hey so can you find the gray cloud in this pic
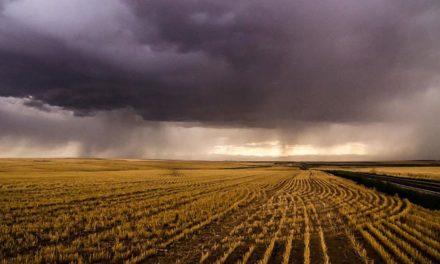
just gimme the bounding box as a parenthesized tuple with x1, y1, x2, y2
(0, 97, 269, 159)
(0, 96, 426, 160)
(0, 0, 438, 124)
(0, 0, 439, 159)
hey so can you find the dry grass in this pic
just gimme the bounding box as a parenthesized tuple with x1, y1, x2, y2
(1, 159, 439, 263)
(335, 166, 440, 180)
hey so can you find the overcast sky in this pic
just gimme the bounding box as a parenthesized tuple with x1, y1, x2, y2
(0, 0, 439, 160)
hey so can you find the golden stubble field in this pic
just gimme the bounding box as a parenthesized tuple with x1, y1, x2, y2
(333, 166, 440, 180)
(1, 159, 439, 263)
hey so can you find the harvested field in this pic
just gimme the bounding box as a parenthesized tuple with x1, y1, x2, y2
(326, 166, 440, 181)
(328, 171, 440, 194)
(1, 159, 440, 263)
(325, 170, 440, 209)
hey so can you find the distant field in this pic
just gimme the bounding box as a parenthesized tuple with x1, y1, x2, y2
(1, 159, 440, 263)
(329, 166, 440, 180)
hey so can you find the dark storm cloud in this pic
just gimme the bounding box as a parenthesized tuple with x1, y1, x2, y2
(1, 0, 439, 161)
(0, 0, 439, 126)
(129, 0, 440, 123)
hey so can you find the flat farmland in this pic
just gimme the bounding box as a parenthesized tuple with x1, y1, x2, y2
(335, 166, 440, 181)
(1, 160, 440, 263)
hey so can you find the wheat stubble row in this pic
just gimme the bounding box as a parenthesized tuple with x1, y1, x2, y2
(0, 160, 439, 263)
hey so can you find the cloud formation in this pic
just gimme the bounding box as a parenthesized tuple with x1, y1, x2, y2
(0, 96, 423, 160)
(0, 0, 439, 159)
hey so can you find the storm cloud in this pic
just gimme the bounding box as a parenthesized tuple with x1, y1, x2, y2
(0, 0, 439, 159)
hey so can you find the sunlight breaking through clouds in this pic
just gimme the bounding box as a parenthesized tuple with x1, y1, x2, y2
(209, 141, 368, 157)
(0, 96, 427, 160)
(0, 0, 439, 160)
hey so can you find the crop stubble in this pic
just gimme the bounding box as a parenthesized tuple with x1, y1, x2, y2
(0, 159, 439, 263)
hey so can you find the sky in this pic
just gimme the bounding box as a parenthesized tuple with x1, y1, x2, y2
(0, 0, 439, 160)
